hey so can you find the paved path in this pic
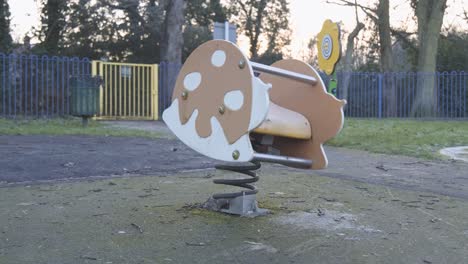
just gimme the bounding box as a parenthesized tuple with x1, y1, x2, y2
(0, 135, 214, 184)
(1, 132, 468, 200)
(102, 121, 468, 200)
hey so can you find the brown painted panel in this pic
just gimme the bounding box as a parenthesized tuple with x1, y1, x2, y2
(172, 40, 254, 144)
(258, 59, 346, 169)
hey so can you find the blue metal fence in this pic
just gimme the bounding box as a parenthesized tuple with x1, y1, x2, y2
(1, 54, 466, 120)
(0, 53, 91, 117)
(336, 71, 468, 118)
(158, 61, 181, 117)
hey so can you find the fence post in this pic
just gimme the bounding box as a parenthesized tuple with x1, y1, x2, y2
(91, 60, 102, 116)
(152, 64, 159, 120)
(378, 73, 383, 119)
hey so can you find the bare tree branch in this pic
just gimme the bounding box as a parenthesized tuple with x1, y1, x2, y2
(460, 8, 468, 22)
(327, 0, 378, 22)
(326, 0, 377, 12)
(390, 28, 416, 50)
(353, 0, 359, 24)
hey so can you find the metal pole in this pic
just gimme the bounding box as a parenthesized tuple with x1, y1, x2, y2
(378, 74, 383, 119)
(224, 21, 229, 41)
(252, 153, 312, 169)
(250, 62, 317, 85)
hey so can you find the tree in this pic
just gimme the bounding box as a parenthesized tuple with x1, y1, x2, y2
(161, 0, 186, 64)
(103, 0, 165, 62)
(37, 0, 68, 55)
(229, 0, 291, 61)
(327, 0, 393, 72)
(61, 0, 165, 62)
(327, 0, 395, 115)
(143, 0, 165, 62)
(183, 25, 211, 61)
(341, 1, 365, 102)
(185, 0, 226, 27)
(183, 0, 227, 61)
(0, 0, 12, 53)
(461, 7, 468, 23)
(437, 29, 468, 72)
(60, 0, 110, 59)
(410, 0, 448, 117)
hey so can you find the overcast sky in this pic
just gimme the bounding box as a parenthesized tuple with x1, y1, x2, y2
(8, 0, 467, 58)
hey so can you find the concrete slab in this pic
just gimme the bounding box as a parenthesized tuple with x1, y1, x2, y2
(440, 146, 468, 162)
(1, 165, 467, 264)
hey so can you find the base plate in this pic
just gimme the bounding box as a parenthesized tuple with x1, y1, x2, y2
(202, 194, 269, 217)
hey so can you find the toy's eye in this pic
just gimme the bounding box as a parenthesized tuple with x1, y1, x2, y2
(224, 90, 244, 111)
(183, 72, 201, 91)
(211, 50, 226, 67)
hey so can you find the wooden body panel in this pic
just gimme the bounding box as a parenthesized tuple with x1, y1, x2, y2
(258, 59, 346, 169)
(172, 40, 254, 144)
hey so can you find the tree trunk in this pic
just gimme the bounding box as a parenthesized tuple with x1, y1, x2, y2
(249, 0, 267, 59)
(377, 0, 395, 117)
(411, 0, 447, 117)
(0, 0, 12, 52)
(341, 22, 364, 102)
(44, 0, 64, 54)
(162, 0, 185, 64)
(161, 0, 185, 99)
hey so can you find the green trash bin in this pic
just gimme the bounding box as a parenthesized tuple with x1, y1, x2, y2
(70, 75, 101, 127)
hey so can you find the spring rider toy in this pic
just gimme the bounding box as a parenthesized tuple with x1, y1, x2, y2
(163, 20, 345, 216)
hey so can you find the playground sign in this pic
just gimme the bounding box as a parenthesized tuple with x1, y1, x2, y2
(317, 19, 341, 75)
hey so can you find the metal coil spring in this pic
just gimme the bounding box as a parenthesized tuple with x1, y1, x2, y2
(212, 161, 261, 199)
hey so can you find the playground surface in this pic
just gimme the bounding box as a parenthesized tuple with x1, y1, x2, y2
(1, 122, 468, 263)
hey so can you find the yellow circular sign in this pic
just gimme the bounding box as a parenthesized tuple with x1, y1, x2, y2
(317, 20, 341, 75)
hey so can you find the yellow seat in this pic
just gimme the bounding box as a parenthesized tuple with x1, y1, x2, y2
(253, 102, 311, 140)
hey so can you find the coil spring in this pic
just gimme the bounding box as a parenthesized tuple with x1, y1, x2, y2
(212, 161, 261, 199)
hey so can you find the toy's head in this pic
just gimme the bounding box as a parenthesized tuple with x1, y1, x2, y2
(163, 40, 271, 162)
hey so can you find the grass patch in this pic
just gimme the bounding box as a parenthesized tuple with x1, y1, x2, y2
(0, 117, 162, 139)
(327, 118, 468, 159)
(2, 117, 467, 159)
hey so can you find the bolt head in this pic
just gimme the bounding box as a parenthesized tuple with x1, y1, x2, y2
(232, 150, 240, 160)
(218, 105, 225, 115)
(238, 59, 246, 69)
(181, 90, 188, 100)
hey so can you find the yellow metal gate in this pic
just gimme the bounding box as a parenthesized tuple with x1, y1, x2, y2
(92, 61, 158, 120)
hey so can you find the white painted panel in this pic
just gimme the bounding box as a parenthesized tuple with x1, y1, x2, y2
(162, 99, 254, 162)
(211, 50, 226, 67)
(224, 90, 244, 111)
(248, 77, 272, 131)
(183, 72, 202, 91)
